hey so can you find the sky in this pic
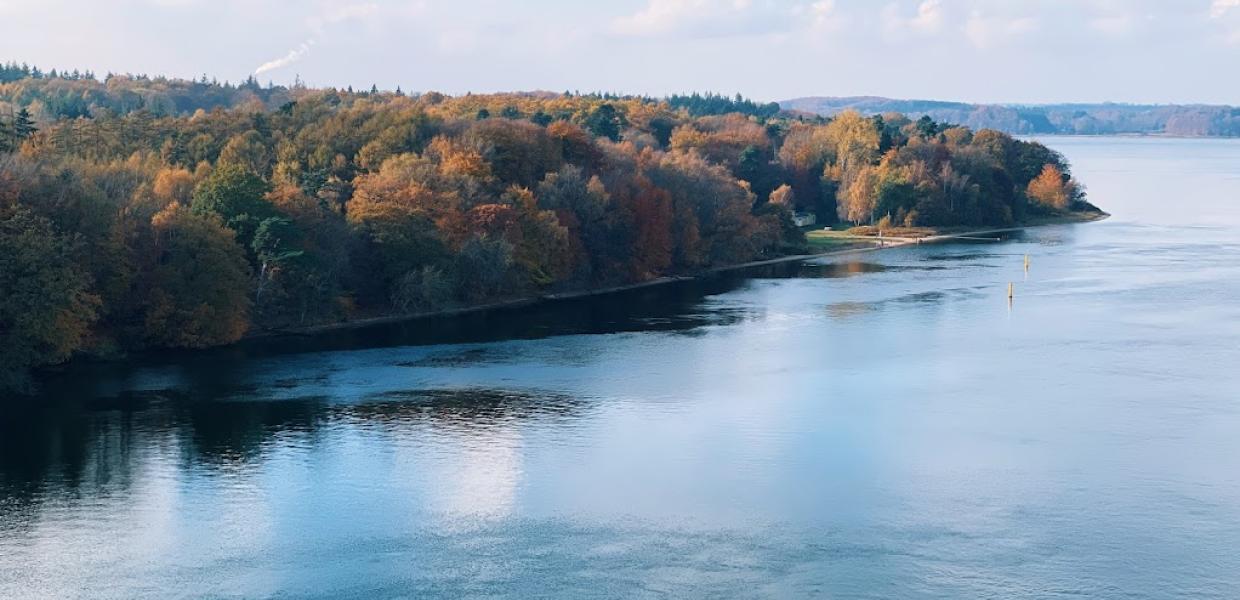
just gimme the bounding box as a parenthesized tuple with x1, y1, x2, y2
(2, 0, 1240, 104)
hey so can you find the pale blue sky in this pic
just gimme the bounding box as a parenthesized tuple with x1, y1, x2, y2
(2, 0, 1239, 104)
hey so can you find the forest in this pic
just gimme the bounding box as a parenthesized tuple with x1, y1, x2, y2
(1, 65, 1091, 393)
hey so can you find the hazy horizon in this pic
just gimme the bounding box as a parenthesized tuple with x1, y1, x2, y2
(3, 0, 1240, 105)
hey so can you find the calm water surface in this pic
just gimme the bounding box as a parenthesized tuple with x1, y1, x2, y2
(3, 137, 1240, 598)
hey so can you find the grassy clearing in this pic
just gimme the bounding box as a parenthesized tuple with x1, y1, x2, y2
(804, 210, 1109, 244)
(804, 229, 877, 249)
(799, 210, 1110, 254)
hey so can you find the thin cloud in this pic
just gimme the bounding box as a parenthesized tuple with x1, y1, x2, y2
(1089, 13, 1134, 36)
(1210, 0, 1240, 19)
(612, 0, 719, 36)
(964, 9, 1037, 49)
(1208, 0, 1240, 44)
(610, 0, 791, 38)
(911, 0, 944, 32)
(882, 0, 945, 39)
(309, 2, 379, 33)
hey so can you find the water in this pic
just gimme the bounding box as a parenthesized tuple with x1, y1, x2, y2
(4, 136, 1240, 598)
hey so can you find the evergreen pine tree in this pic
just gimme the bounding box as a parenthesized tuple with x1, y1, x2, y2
(12, 108, 35, 141)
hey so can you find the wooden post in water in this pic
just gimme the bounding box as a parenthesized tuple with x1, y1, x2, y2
(1008, 282, 1015, 300)
(1024, 254, 1030, 272)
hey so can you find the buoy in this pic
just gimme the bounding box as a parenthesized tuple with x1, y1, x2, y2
(1024, 254, 1030, 271)
(1008, 282, 1014, 299)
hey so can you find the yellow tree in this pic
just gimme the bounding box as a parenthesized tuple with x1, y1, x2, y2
(152, 166, 196, 205)
(350, 153, 459, 222)
(826, 110, 881, 178)
(217, 130, 272, 176)
(838, 165, 879, 224)
(504, 186, 573, 286)
(1027, 164, 1070, 210)
(669, 114, 769, 169)
(778, 122, 836, 173)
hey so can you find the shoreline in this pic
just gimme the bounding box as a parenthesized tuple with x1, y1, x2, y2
(30, 211, 1108, 384)
(258, 211, 1109, 339)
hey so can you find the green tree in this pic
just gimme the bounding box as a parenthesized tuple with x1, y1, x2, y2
(251, 216, 305, 309)
(648, 116, 676, 147)
(873, 169, 916, 220)
(736, 145, 773, 202)
(873, 114, 894, 153)
(530, 111, 553, 127)
(915, 115, 940, 139)
(191, 164, 275, 251)
(584, 103, 623, 142)
(12, 108, 36, 141)
(0, 207, 99, 393)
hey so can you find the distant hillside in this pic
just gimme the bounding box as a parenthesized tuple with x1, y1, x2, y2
(781, 96, 1240, 137)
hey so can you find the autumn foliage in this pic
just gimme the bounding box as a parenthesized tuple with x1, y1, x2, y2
(1027, 164, 1075, 210)
(0, 70, 1092, 393)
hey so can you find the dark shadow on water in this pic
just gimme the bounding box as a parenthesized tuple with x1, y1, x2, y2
(920, 252, 1014, 263)
(2, 243, 1013, 518)
(352, 388, 587, 431)
(33, 231, 1055, 402)
(31, 261, 828, 404)
(399, 347, 506, 368)
(0, 385, 590, 522)
(7, 262, 800, 510)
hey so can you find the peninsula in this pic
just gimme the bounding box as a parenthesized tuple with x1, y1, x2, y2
(1, 71, 1100, 393)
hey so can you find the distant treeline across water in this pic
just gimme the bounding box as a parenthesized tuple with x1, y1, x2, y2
(782, 96, 1240, 137)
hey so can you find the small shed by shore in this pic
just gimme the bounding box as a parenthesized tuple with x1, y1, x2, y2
(793, 212, 817, 228)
